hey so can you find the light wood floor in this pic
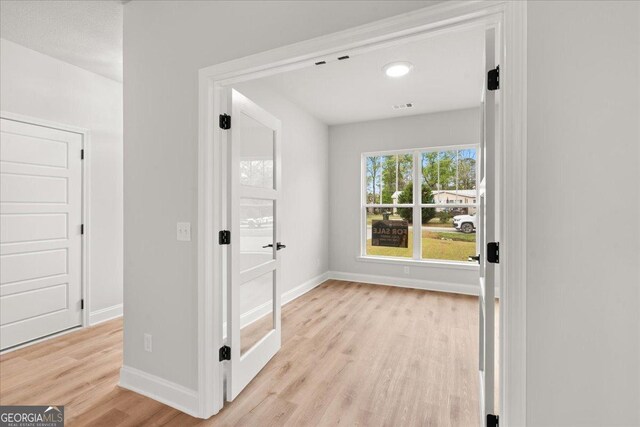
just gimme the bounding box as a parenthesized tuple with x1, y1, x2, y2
(0, 280, 490, 426)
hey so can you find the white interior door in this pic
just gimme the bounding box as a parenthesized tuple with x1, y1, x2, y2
(226, 89, 282, 400)
(478, 27, 498, 425)
(0, 117, 83, 350)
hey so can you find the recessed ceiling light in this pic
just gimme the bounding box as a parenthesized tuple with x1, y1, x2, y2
(383, 61, 413, 78)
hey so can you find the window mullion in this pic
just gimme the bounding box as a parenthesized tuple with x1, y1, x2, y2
(412, 151, 421, 260)
(361, 154, 366, 256)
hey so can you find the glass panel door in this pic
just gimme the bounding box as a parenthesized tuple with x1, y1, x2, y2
(226, 89, 282, 401)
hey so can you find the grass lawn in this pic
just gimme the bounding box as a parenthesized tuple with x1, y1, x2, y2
(366, 230, 476, 262)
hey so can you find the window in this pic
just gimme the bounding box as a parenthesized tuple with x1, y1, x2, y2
(362, 146, 478, 264)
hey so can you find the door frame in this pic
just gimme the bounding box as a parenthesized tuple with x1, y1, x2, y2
(0, 110, 91, 346)
(197, 1, 527, 422)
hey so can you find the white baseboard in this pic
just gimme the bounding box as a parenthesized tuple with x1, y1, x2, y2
(119, 366, 199, 417)
(328, 271, 480, 296)
(89, 304, 123, 326)
(240, 272, 330, 328)
(283, 271, 330, 305)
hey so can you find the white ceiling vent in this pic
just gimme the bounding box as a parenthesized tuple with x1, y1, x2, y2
(392, 103, 414, 110)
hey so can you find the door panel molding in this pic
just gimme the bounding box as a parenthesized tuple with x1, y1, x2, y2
(0, 111, 90, 351)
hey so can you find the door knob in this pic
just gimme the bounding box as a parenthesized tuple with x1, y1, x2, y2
(262, 244, 273, 248)
(276, 242, 286, 250)
(469, 254, 480, 263)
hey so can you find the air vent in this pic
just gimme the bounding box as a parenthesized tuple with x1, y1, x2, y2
(392, 103, 414, 110)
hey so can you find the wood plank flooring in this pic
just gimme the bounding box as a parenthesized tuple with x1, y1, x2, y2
(0, 280, 489, 426)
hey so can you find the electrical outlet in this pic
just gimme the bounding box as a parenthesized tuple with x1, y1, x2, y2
(404, 266, 410, 275)
(144, 333, 152, 352)
(177, 222, 191, 241)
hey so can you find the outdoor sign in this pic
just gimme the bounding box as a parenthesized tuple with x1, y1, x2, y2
(372, 220, 409, 248)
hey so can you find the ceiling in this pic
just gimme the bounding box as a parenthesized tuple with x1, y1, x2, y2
(252, 26, 484, 125)
(0, 0, 123, 82)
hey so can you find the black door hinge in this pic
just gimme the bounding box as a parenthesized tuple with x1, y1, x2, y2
(81, 224, 85, 235)
(81, 149, 85, 159)
(219, 114, 231, 130)
(487, 413, 499, 427)
(487, 242, 499, 264)
(81, 299, 85, 310)
(219, 230, 231, 245)
(219, 345, 231, 361)
(488, 66, 499, 91)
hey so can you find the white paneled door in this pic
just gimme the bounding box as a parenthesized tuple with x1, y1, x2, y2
(225, 89, 282, 400)
(0, 117, 83, 350)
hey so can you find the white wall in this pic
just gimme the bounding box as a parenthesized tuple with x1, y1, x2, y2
(232, 80, 329, 303)
(527, 2, 640, 425)
(328, 108, 480, 292)
(123, 0, 434, 391)
(0, 39, 124, 323)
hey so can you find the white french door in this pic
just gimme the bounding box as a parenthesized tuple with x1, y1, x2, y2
(225, 89, 283, 400)
(478, 26, 498, 426)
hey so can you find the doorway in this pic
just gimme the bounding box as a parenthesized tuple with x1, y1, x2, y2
(198, 2, 526, 424)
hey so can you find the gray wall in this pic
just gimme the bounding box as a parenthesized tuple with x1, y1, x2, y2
(0, 39, 124, 319)
(328, 109, 481, 290)
(123, 0, 433, 390)
(527, 1, 640, 425)
(123, 1, 640, 422)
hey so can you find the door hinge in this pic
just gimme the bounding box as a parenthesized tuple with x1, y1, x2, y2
(487, 242, 499, 264)
(81, 224, 85, 235)
(219, 113, 231, 130)
(487, 413, 499, 427)
(488, 66, 499, 91)
(81, 149, 85, 159)
(81, 299, 85, 310)
(219, 345, 231, 361)
(219, 230, 231, 245)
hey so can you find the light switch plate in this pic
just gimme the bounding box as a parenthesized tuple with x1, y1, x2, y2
(177, 222, 191, 241)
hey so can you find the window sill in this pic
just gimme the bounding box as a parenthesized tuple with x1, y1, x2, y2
(356, 256, 479, 270)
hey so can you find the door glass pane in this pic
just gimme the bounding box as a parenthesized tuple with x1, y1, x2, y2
(422, 207, 477, 262)
(239, 112, 274, 189)
(240, 271, 274, 356)
(239, 199, 274, 272)
(366, 207, 413, 258)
